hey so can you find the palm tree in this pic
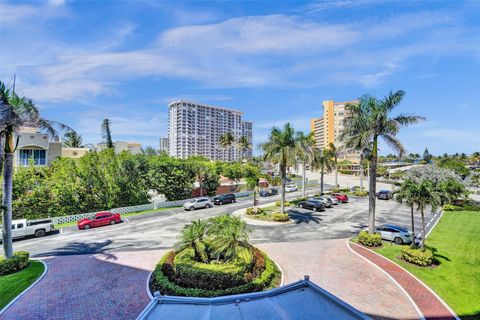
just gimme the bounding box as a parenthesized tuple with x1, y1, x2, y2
(246, 176, 260, 208)
(261, 123, 297, 214)
(311, 147, 335, 194)
(415, 180, 441, 250)
(63, 131, 83, 148)
(101, 119, 113, 149)
(210, 216, 249, 262)
(396, 179, 419, 247)
(0, 81, 74, 258)
(141, 146, 158, 156)
(295, 132, 314, 197)
(341, 90, 425, 234)
(329, 143, 340, 188)
(176, 219, 209, 263)
(219, 132, 235, 161)
(237, 136, 251, 162)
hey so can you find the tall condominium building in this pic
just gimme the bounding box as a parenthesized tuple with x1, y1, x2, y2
(159, 137, 169, 153)
(168, 100, 253, 161)
(310, 100, 360, 163)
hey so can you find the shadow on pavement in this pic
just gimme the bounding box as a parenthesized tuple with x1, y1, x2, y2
(288, 209, 324, 224)
(33, 239, 114, 257)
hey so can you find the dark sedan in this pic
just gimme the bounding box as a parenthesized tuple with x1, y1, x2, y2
(376, 190, 391, 200)
(297, 200, 325, 211)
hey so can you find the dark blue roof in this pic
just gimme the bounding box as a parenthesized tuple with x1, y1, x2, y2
(139, 276, 371, 320)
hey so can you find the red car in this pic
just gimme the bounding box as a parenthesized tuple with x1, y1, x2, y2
(77, 212, 121, 230)
(332, 193, 349, 203)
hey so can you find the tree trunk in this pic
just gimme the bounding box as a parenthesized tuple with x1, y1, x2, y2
(253, 188, 257, 208)
(302, 162, 306, 197)
(420, 207, 426, 250)
(359, 159, 364, 192)
(320, 163, 324, 194)
(368, 137, 378, 235)
(280, 158, 286, 214)
(2, 153, 14, 258)
(410, 205, 415, 238)
(334, 165, 338, 188)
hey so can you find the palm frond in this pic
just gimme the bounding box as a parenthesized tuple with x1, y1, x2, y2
(382, 134, 405, 157)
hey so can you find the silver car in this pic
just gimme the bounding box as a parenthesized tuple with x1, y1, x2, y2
(183, 197, 213, 211)
(326, 195, 339, 205)
(375, 224, 413, 244)
(312, 196, 333, 208)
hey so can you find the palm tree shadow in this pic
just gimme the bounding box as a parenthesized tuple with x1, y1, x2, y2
(288, 209, 324, 224)
(33, 240, 116, 259)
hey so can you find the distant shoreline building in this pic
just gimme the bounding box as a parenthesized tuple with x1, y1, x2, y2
(310, 100, 360, 163)
(159, 137, 169, 153)
(96, 141, 142, 154)
(168, 100, 253, 161)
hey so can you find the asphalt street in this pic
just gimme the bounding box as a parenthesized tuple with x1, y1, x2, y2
(2, 184, 439, 257)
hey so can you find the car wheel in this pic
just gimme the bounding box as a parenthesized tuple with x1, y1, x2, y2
(299, 204, 303, 208)
(394, 237, 403, 245)
(110, 220, 116, 225)
(206, 204, 211, 208)
(315, 207, 320, 212)
(189, 206, 195, 211)
(35, 229, 46, 237)
(219, 201, 223, 205)
(83, 224, 91, 230)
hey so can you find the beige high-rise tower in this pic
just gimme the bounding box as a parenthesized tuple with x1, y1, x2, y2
(310, 100, 360, 163)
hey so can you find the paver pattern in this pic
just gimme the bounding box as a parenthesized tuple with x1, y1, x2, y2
(2, 250, 165, 320)
(257, 239, 420, 320)
(350, 242, 458, 320)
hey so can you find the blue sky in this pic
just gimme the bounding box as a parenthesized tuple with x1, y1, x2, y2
(1, 0, 479, 155)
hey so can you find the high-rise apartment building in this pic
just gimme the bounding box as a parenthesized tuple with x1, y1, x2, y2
(168, 100, 253, 161)
(159, 137, 169, 153)
(310, 100, 360, 163)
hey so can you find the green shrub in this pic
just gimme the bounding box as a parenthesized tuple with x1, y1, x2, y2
(290, 197, 307, 205)
(246, 207, 264, 215)
(443, 203, 480, 212)
(354, 190, 369, 197)
(401, 247, 434, 267)
(0, 251, 30, 275)
(274, 200, 291, 207)
(358, 231, 382, 247)
(153, 248, 280, 297)
(331, 187, 350, 193)
(271, 213, 289, 222)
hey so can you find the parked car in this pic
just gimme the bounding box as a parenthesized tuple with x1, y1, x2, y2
(325, 195, 339, 205)
(376, 190, 391, 200)
(312, 196, 333, 208)
(213, 193, 236, 205)
(259, 188, 278, 197)
(183, 197, 214, 211)
(332, 193, 349, 203)
(375, 224, 413, 244)
(298, 199, 325, 211)
(285, 184, 298, 192)
(77, 212, 121, 230)
(0, 219, 54, 242)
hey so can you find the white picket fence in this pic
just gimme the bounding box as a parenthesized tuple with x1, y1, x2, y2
(50, 191, 253, 225)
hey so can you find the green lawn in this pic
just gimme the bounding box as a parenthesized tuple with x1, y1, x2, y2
(374, 211, 480, 319)
(0, 260, 45, 309)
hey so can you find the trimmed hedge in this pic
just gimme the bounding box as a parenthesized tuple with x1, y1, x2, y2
(401, 247, 434, 267)
(443, 204, 480, 212)
(275, 200, 291, 207)
(271, 213, 289, 222)
(246, 207, 264, 215)
(152, 247, 280, 297)
(354, 190, 368, 197)
(0, 251, 30, 275)
(358, 230, 382, 247)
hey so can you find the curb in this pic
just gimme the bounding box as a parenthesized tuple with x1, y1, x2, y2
(0, 259, 48, 315)
(346, 239, 425, 320)
(347, 239, 460, 320)
(146, 269, 154, 300)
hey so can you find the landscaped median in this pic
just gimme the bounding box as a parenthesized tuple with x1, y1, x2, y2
(150, 215, 281, 297)
(0, 252, 45, 310)
(351, 211, 479, 319)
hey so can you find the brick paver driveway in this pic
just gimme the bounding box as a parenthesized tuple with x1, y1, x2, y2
(2, 250, 165, 320)
(258, 239, 420, 320)
(4, 239, 422, 320)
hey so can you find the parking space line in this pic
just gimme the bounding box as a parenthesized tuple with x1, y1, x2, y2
(123, 217, 130, 223)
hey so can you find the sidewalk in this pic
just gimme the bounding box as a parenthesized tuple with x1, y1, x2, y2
(349, 242, 458, 320)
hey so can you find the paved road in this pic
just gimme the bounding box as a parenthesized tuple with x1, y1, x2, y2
(2, 183, 438, 258)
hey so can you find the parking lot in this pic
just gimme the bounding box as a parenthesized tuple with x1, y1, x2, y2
(2, 187, 439, 258)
